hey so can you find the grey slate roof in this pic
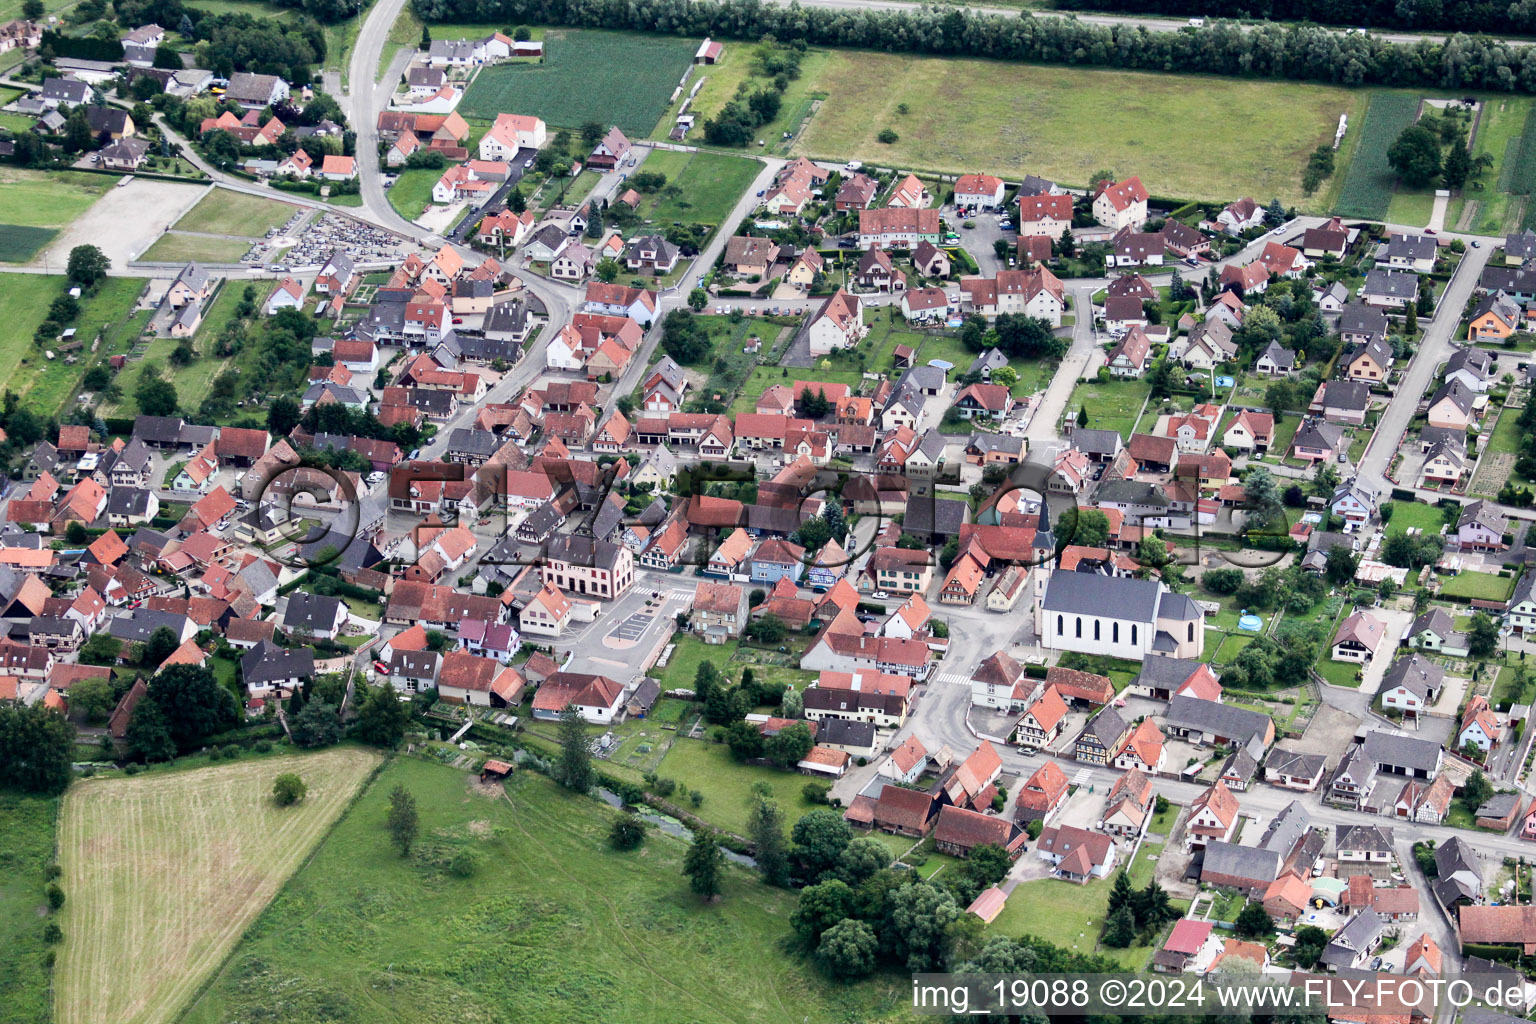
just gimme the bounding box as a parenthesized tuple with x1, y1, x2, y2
(1322, 380, 1371, 413)
(1361, 729, 1442, 773)
(1133, 655, 1203, 692)
(1430, 378, 1475, 415)
(1072, 428, 1122, 457)
(1201, 839, 1280, 885)
(1163, 694, 1273, 747)
(1267, 748, 1327, 780)
(1293, 420, 1345, 452)
(1335, 823, 1394, 855)
(283, 592, 343, 632)
(1321, 910, 1385, 968)
(107, 609, 190, 642)
(1379, 652, 1444, 701)
(241, 640, 314, 686)
(1041, 572, 1162, 621)
(1258, 800, 1312, 855)
(1338, 302, 1389, 338)
(1078, 705, 1127, 748)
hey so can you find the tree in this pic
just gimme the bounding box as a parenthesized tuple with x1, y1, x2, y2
(1202, 567, 1244, 594)
(386, 784, 419, 856)
(1234, 900, 1273, 938)
(291, 700, 340, 748)
(688, 287, 707, 310)
(143, 626, 180, 668)
(748, 794, 790, 886)
(746, 613, 789, 645)
(272, 773, 306, 806)
(1103, 904, 1137, 947)
(1469, 612, 1502, 658)
(1265, 379, 1294, 418)
(1325, 545, 1359, 586)
(791, 808, 852, 881)
(990, 365, 1018, 387)
(64, 106, 93, 154)
(1293, 924, 1329, 968)
(1443, 137, 1472, 190)
(1057, 507, 1109, 548)
(886, 880, 962, 971)
(150, 664, 237, 750)
(507, 188, 525, 214)
(351, 682, 409, 747)
(1387, 124, 1443, 188)
(836, 837, 892, 886)
(554, 705, 594, 793)
(1107, 870, 1136, 916)
(419, 23, 431, 48)
(267, 395, 301, 436)
(136, 375, 178, 417)
(693, 660, 723, 704)
(1135, 879, 1175, 929)
(609, 814, 645, 850)
(69, 676, 115, 723)
(1405, 304, 1419, 335)
(580, 121, 605, 146)
(816, 918, 878, 978)
(22, 0, 43, 18)
(683, 829, 723, 900)
(792, 878, 854, 942)
(766, 720, 813, 768)
(1242, 467, 1284, 531)
(0, 703, 75, 794)
(1076, 406, 1088, 428)
(66, 245, 109, 289)
(1462, 769, 1493, 810)
(1264, 197, 1286, 226)
(125, 696, 176, 763)
(595, 259, 619, 283)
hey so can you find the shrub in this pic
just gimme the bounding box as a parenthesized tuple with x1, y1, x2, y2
(272, 773, 307, 806)
(447, 848, 480, 877)
(254, 740, 273, 753)
(803, 781, 830, 804)
(124, 763, 142, 775)
(609, 814, 646, 850)
(43, 923, 62, 944)
(877, 128, 899, 143)
(45, 884, 64, 910)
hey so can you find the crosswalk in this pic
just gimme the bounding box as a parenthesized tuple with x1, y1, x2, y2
(1070, 768, 1094, 788)
(934, 672, 971, 687)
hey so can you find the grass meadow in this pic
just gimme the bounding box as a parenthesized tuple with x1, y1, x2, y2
(0, 168, 113, 263)
(0, 273, 146, 418)
(0, 793, 58, 1024)
(171, 190, 299, 237)
(182, 758, 901, 1024)
(460, 28, 697, 137)
(796, 52, 1362, 206)
(139, 234, 253, 263)
(56, 749, 380, 1024)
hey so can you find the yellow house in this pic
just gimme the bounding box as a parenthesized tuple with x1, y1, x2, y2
(784, 250, 824, 288)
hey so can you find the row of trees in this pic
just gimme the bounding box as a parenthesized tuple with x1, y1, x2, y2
(408, 0, 1536, 92)
(1054, 0, 1536, 41)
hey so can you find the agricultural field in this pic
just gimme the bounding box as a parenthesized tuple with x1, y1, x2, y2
(460, 29, 698, 137)
(1450, 96, 1535, 235)
(56, 748, 380, 1024)
(1333, 92, 1422, 221)
(0, 168, 113, 263)
(172, 189, 299, 237)
(0, 793, 58, 1024)
(182, 758, 895, 1024)
(632, 150, 764, 241)
(138, 233, 253, 264)
(796, 51, 1362, 206)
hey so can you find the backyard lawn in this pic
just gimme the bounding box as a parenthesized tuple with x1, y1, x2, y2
(655, 738, 827, 836)
(1384, 499, 1450, 537)
(654, 634, 738, 691)
(1440, 571, 1516, 601)
(171, 189, 299, 237)
(633, 150, 764, 242)
(986, 876, 1153, 970)
(1068, 378, 1152, 439)
(1314, 656, 1365, 688)
(386, 168, 441, 221)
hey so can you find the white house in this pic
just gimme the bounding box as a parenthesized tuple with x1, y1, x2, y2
(1092, 176, 1149, 232)
(807, 290, 865, 356)
(479, 112, 547, 161)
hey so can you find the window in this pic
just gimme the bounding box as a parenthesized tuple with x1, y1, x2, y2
(1094, 621, 1100, 641)
(1075, 617, 1082, 639)
(1057, 614, 1064, 636)
(1113, 622, 1119, 643)
(1131, 624, 1138, 646)
(1188, 622, 1195, 642)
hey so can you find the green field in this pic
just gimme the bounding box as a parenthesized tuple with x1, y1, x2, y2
(656, 737, 828, 837)
(1315, 656, 1364, 688)
(0, 273, 146, 416)
(986, 876, 1152, 970)
(57, 749, 381, 1024)
(0, 793, 57, 1024)
(1440, 571, 1516, 601)
(1068, 378, 1152, 439)
(171, 189, 299, 237)
(634, 150, 763, 240)
(139, 233, 253, 264)
(0, 168, 112, 262)
(650, 44, 833, 150)
(183, 758, 893, 1024)
(387, 167, 440, 221)
(1334, 92, 1422, 220)
(460, 28, 697, 137)
(1452, 96, 1535, 235)
(796, 51, 1362, 206)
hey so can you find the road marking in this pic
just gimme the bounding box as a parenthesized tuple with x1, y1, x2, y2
(1071, 768, 1093, 788)
(934, 673, 970, 686)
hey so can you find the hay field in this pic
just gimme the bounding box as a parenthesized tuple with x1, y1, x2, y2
(55, 749, 380, 1024)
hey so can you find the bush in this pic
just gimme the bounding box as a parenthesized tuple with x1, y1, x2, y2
(272, 773, 307, 806)
(254, 740, 273, 753)
(124, 763, 142, 775)
(877, 128, 899, 143)
(803, 781, 830, 804)
(447, 848, 480, 877)
(42, 923, 62, 944)
(609, 814, 646, 850)
(45, 884, 64, 910)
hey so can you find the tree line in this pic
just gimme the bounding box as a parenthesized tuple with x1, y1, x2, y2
(1053, 0, 1536, 41)
(408, 0, 1536, 92)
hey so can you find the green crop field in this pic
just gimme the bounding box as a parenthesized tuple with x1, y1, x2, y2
(171, 189, 299, 237)
(0, 168, 113, 262)
(0, 793, 58, 1024)
(796, 50, 1361, 206)
(460, 28, 697, 137)
(1334, 92, 1421, 220)
(56, 749, 380, 1024)
(182, 758, 894, 1024)
(139, 233, 253, 263)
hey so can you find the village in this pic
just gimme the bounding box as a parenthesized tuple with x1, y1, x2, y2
(13, 5, 1536, 1023)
